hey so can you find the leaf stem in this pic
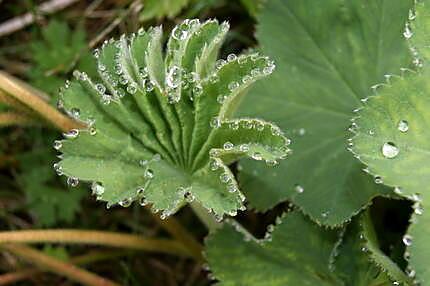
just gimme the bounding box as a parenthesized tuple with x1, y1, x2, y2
(0, 250, 128, 285)
(2, 244, 120, 286)
(189, 201, 221, 232)
(0, 71, 83, 132)
(149, 212, 204, 261)
(0, 229, 191, 258)
(0, 112, 37, 127)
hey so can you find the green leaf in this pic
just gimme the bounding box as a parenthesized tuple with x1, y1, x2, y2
(237, 0, 413, 226)
(55, 20, 290, 220)
(357, 211, 412, 284)
(205, 211, 342, 286)
(206, 210, 403, 286)
(140, 0, 189, 21)
(334, 217, 398, 286)
(18, 148, 85, 227)
(351, 2, 430, 283)
(28, 20, 95, 98)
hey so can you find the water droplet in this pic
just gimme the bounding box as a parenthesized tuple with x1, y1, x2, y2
(215, 59, 226, 69)
(374, 176, 383, 184)
(53, 163, 63, 175)
(295, 184, 304, 193)
(266, 159, 278, 166)
(210, 117, 221, 128)
(239, 144, 249, 152)
(228, 81, 239, 91)
(251, 68, 261, 77)
(63, 129, 79, 139)
(89, 127, 97, 136)
(394, 187, 403, 195)
(271, 126, 281, 136)
(255, 121, 265, 131)
(223, 142, 234, 150)
(263, 64, 275, 75)
(139, 197, 148, 206)
(217, 94, 227, 104)
(414, 202, 424, 215)
(404, 23, 413, 39)
(251, 152, 262, 160)
(209, 149, 220, 157)
(53, 140, 62, 150)
(67, 177, 79, 187)
(172, 26, 188, 40)
(138, 27, 145, 36)
(406, 267, 416, 278)
(166, 66, 181, 89)
(242, 75, 251, 84)
(145, 80, 154, 92)
(210, 159, 220, 170)
(298, 128, 306, 136)
(209, 74, 219, 83)
(220, 173, 231, 183)
(119, 75, 128, 85)
(321, 211, 329, 218)
(398, 120, 409, 132)
(192, 85, 203, 97)
(119, 198, 132, 207)
(139, 67, 148, 78)
(382, 142, 399, 159)
(91, 182, 105, 195)
(368, 130, 374, 135)
(409, 9, 416, 20)
(95, 83, 106, 94)
(227, 53, 237, 62)
(229, 121, 239, 130)
(227, 184, 237, 193)
(237, 56, 247, 65)
(403, 234, 413, 246)
(127, 84, 137, 94)
(70, 108, 80, 119)
(144, 169, 154, 179)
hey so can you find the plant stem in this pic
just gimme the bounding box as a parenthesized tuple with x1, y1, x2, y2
(0, 112, 36, 127)
(190, 201, 221, 232)
(0, 229, 191, 258)
(150, 213, 204, 261)
(2, 244, 120, 286)
(0, 71, 83, 132)
(0, 250, 128, 285)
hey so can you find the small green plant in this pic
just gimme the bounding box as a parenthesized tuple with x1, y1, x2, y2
(55, 19, 289, 222)
(4, 0, 430, 285)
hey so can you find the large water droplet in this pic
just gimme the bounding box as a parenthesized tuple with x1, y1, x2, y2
(210, 117, 221, 128)
(398, 120, 409, 132)
(227, 53, 237, 62)
(382, 142, 399, 159)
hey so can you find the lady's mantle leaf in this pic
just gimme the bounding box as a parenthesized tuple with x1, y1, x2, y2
(206, 211, 396, 285)
(237, 0, 413, 226)
(351, 2, 430, 283)
(55, 19, 290, 220)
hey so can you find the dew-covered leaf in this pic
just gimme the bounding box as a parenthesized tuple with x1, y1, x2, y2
(237, 0, 413, 226)
(55, 19, 290, 220)
(351, 2, 430, 283)
(334, 217, 401, 286)
(206, 210, 403, 286)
